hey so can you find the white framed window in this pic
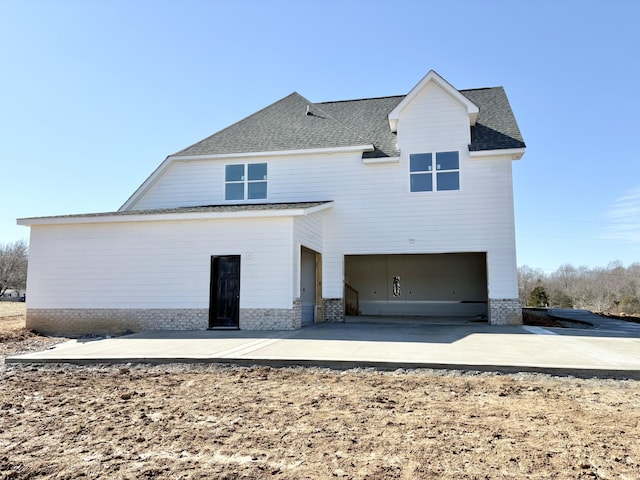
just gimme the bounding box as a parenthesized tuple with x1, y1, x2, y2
(410, 151, 459, 192)
(225, 163, 267, 200)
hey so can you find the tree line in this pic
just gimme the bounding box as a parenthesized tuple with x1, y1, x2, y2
(0, 240, 28, 299)
(2, 238, 639, 314)
(519, 261, 640, 314)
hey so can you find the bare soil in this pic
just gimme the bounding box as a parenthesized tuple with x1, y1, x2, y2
(1, 304, 640, 479)
(521, 308, 568, 328)
(521, 308, 593, 328)
(0, 303, 67, 361)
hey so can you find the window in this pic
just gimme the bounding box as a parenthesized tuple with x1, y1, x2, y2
(409, 153, 433, 192)
(225, 163, 267, 200)
(410, 151, 459, 192)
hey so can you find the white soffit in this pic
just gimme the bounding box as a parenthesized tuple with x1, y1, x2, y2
(469, 148, 525, 160)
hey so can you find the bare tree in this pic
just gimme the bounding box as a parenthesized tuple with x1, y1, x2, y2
(518, 265, 546, 305)
(0, 240, 28, 298)
(521, 260, 640, 313)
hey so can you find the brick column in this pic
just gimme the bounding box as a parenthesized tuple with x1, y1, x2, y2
(322, 298, 344, 323)
(488, 299, 522, 325)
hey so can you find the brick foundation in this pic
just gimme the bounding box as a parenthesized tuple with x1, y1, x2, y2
(239, 299, 301, 330)
(322, 298, 344, 322)
(488, 298, 522, 325)
(26, 308, 208, 336)
(27, 301, 307, 336)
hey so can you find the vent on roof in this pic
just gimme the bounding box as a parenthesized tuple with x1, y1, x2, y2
(306, 105, 312, 116)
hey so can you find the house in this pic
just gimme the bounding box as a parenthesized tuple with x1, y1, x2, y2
(1, 289, 25, 302)
(18, 71, 525, 335)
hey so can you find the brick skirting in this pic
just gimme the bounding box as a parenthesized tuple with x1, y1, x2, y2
(26, 308, 209, 336)
(239, 299, 302, 330)
(27, 301, 307, 336)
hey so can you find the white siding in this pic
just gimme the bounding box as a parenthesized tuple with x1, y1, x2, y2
(396, 81, 471, 149)
(291, 211, 324, 298)
(26, 217, 294, 309)
(74, 79, 518, 306)
(133, 160, 224, 210)
(293, 212, 323, 253)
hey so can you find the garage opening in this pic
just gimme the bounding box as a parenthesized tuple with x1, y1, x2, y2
(344, 253, 487, 318)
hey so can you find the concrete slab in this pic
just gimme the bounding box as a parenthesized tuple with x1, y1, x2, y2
(7, 320, 640, 378)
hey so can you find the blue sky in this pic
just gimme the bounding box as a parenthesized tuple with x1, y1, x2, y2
(1, 0, 638, 273)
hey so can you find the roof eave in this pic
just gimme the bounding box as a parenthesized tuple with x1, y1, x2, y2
(469, 147, 525, 160)
(170, 144, 375, 161)
(17, 202, 335, 227)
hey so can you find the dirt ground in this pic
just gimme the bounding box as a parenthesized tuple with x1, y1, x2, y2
(1, 304, 640, 479)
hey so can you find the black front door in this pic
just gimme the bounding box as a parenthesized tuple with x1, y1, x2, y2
(209, 255, 240, 328)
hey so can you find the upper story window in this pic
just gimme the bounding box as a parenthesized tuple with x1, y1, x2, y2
(409, 151, 459, 192)
(225, 163, 267, 200)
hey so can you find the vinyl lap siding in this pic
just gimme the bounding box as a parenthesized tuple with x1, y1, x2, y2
(133, 161, 224, 210)
(124, 150, 517, 300)
(396, 82, 471, 148)
(293, 213, 323, 253)
(122, 80, 519, 300)
(292, 212, 323, 299)
(26, 217, 294, 309)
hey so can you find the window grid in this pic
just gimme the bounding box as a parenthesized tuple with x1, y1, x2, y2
(225, 163, 267, 201)
(410, 151, 459, 192)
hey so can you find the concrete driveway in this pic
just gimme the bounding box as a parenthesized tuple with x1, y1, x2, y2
(7, 312, 640, 378)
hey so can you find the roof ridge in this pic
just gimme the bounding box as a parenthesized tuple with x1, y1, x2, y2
(460, 86, 502, 92)
(318, 94, 406, 105)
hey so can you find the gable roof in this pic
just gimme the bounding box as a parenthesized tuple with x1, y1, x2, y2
(388, 70, 479, 132)
(172, 76, 524, 159)
(174, 92, 374, 157)
(318, 96, 403, 158)
(461, 87, 526, 151)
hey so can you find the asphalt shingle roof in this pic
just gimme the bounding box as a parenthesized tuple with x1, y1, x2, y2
(318, 96, 404, 158)
(174, 85, 524, 158)
(174, 93, 372, 157)
(461, 87, 526, 151)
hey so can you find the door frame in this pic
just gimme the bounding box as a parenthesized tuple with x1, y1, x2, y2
(209, 255, 241, 329)
(300, 246, 322, 325)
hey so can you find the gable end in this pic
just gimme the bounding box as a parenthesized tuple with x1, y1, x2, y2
(388, 70, 479, 133)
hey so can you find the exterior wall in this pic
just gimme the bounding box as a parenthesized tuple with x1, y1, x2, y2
(26, 79, 521, 332)
(292, 212, 323, 299)
(124, 80, 520, 320)
(26, 216, 295, 321)
(396, 81, 471, 147)
(133, 160, 225, 210)
(240, 300, 301, 330)
(27, 217, 295, 310)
